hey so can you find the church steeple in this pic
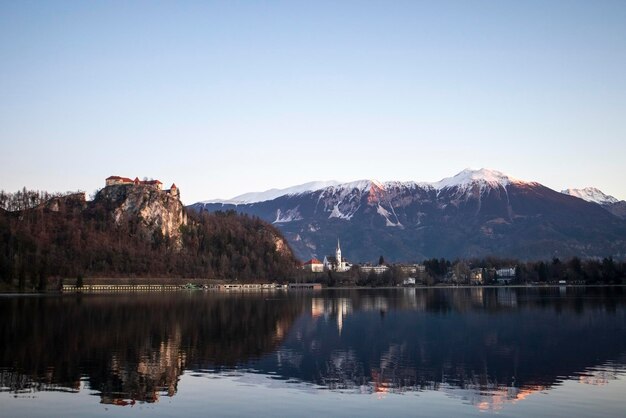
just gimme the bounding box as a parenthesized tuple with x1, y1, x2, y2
(336, 238, 342, 267)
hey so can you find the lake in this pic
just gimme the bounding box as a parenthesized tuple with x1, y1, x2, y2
(1, 287, 625, 417)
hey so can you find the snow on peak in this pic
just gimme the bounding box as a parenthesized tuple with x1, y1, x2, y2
(317, 179, 389, 203)
(198, 169, 531, 206)
(326, 179, 381, 193)
(433, 168, 521, 190)
(561, 187, 619, 205)
(201, 180, 341, 204)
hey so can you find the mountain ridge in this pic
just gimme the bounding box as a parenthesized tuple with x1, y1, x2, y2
(190, 169, 626, 262)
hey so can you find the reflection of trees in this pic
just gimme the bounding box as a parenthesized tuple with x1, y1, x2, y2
(0, 292, 305, 403)
(0, 288, 625, 409)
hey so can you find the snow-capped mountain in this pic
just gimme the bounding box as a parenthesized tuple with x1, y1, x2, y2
(190, 169, 626, 262)
(432, 167, 523, 189)
(561, 187, 619, 205)
(561, 187, 626, 219)
(201, 180, 341, 205)
(206, 168, 521, 205)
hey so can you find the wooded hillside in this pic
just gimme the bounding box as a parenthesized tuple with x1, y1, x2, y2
(0, 188, 298, 291)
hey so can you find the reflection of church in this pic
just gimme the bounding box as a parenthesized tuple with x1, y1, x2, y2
(323, 239, 350, 272)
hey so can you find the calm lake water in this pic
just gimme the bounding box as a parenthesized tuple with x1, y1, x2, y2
(1, 287, 625, 417)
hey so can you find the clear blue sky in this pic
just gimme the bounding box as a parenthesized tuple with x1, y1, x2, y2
(1, 0, 625, 204)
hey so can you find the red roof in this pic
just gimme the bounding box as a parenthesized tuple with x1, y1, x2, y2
(107, 176, 163, 185)
(107, 176, 133, 182)
(170, 183, 177, 189)
(303, 258, 322, 265)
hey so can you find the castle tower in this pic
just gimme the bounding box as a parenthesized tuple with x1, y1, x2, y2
(169, 183, 180, 199)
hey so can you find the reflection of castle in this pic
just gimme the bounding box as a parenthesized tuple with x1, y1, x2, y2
(105, 330, 186, 404)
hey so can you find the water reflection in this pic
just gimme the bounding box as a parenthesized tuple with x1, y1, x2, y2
(0, 287, 625, 411)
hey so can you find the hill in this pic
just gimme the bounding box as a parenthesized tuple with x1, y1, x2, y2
(0, 184, 297, 290)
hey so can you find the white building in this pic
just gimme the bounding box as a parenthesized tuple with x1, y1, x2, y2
(323, 240, 349, 272)
(496, 267, 516, 284)
(496, 267, 516, 278)
(360, 265, 390, 274)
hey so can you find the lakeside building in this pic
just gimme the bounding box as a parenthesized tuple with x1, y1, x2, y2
(301, 258, 324, 272)
(359, 263, 425, 275)
(496, 267, 516, 284)
(323, 239, 350, 272)
(289, 283, 322, 290)
(360, 264, 390, 274)
(397, 264, 425, 275)
(496, 267, 516, 277)
(470, 268, 484, 285)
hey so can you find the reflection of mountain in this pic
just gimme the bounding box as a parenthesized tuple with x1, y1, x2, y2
(251, 288, 626, 410)
(0, 288, 625, 410)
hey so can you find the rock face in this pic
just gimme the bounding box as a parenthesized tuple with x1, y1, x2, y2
(191, 170, 626, 262)
(95, 184, 187, 248)
(44, 193, 87, 213)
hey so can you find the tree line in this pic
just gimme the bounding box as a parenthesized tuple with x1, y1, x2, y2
(294, 256, 625, 287)
(0, 188, 82, 212)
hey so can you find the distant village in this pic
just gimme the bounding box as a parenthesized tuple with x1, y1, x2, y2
(301, 240, 518, 286)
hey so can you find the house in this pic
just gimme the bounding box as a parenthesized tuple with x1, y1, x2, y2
(360, 265, 390, 274)
(302, 258, 324, 273)
(403, 277, 416, 286)
(496, 267, 516, 277)
(496, 267, 516, 284)
(289, 283, 322, 290)
(470, 268, 483, 285)
(396, 264, 426, 276)
(323, 240, 349, 272)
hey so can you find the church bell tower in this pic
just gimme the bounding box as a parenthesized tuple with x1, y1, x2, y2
(336, 239, 342, 269)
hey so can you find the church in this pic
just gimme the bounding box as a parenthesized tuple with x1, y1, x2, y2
(323, 239, 350, 272)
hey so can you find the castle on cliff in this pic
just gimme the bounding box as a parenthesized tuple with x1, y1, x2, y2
(105, 176, 180, 199)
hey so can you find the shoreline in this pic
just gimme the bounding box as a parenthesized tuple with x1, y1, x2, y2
(1, 283, 624, 296)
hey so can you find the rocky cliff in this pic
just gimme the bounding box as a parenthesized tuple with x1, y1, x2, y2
(95, 185, 187, 248)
